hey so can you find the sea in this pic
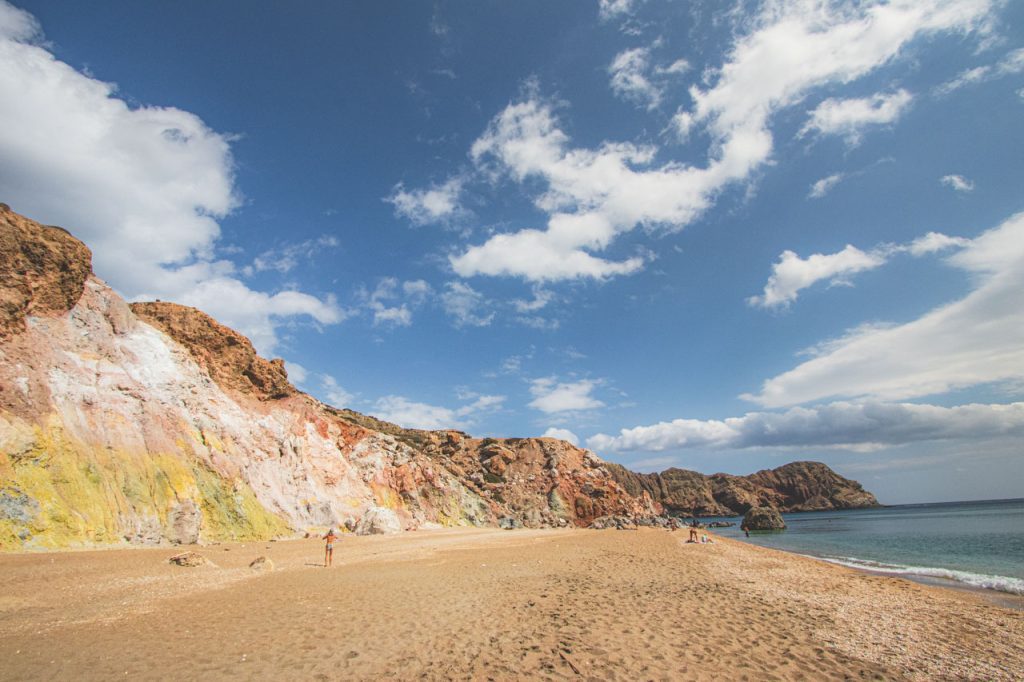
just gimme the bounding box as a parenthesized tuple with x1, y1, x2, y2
(702, 498, 1024, 597)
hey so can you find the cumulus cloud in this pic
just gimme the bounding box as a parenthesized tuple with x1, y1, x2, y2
(749, 229, 974, 309)
(940, 174, 975, 192)
(744, 212, 1024, 407)
(445, 1, 994, 282)
(0, 2, 342, 354)
(799, 90, 914, 145)
(588, 400, 1024, 453)
(935, 47, 1024, 95)
(808, 172, 847, 199)
(608, 47, 692, 110)
(609, 47, 662, 110)
(542, 427, 579, 446)
(284, 361, 308, 385)
(528, 378, 605, 414)
(598, 0, 644, 22)
(387, 177, 466, 226)
(748, 245, 886, 309)
(440, 281, 494, 327)
(359, 277, 432, 328)
(320, 374, 355, 408)
(907, 231, 970, 255)
(371, 392, 504, 430)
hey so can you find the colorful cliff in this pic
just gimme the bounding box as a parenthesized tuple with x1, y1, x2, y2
(0, 205, 651, 549)
(0, 204, 877, 549)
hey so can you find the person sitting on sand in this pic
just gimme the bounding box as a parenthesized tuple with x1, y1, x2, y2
(323, 528, 337, 567)
(701, 530, 712, 544)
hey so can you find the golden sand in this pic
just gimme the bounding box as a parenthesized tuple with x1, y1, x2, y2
(0, 528, 1020, 680)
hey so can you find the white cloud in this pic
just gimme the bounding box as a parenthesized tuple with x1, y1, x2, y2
(0, 3, 342, 354)
(748, 245, 886, 309)
(373, 396, 457, 430)
(146, 275, 343, 355)
(320, 374, 354, 408)
(440, 281, 494, 327)
(609, 47, 662, 110)
(542, 427, 579, 446)
(371, 392, 504, 430)
(587, 400, 1024, 452)
(511, 286, 555, 313)
(528, 377, 605, 414)
(935, 47, 1024, 95)
(799, 90, 914, 145)
(284, 361, 308, 385)
(448, 1, 994, 282)
(360, 277, 432, 328)
(808, 172, 846, 199)
(743, 212, 1024, 407)
(516, 315, 560, 331)
(244, 235, 339, 276)
(907, 231, 970, 255)
(749, 229, 974, 309)
(656, 58, 690, 76)
(598, 0, 644, 22)
(940, 174, 975, 192)
(458, 394, 505, 415)
(387, 177, 465, 226)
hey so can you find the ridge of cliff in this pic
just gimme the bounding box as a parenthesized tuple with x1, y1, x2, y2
(0, 203, 92, 337)
(606, 460, 879, 516)
(129, 301, 297, 402)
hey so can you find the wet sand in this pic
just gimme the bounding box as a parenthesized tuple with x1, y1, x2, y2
(0, 528, 1021, 680)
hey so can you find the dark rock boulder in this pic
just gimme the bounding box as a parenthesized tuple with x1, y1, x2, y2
(498, 516, 523, 530)
(742, 506, 786, 531)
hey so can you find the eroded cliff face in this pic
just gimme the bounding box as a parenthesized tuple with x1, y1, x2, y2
(0, 206, 656, 549)
(0, 205, 876, 548)
(606, 461, 879, 517)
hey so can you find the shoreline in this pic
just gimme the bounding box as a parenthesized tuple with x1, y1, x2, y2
(1, 527, 1021, 680)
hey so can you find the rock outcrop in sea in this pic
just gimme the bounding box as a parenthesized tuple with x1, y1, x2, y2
(742, 506, 787, 531)
(0, 205, 877, 549)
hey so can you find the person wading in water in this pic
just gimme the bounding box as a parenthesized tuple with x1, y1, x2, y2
(323, 528, 337, 567)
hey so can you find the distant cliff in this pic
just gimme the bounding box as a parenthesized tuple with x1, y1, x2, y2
(605, 460, 879, 516)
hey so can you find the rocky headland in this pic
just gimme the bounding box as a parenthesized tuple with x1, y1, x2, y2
(605, 460, 879, 517)
(0, 205, 876, 549)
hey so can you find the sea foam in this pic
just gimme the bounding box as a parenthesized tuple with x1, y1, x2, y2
(813, 555, 1024, 595)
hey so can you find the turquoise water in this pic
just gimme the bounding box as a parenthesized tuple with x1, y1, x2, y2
(703, 498, 1024, 595)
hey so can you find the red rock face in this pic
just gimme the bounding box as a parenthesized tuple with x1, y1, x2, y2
(130, 301, 297, 402)
(413, 433, 659, 527)
(0, 203, 92, 337)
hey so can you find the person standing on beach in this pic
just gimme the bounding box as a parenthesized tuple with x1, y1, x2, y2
(323, 528, 337, 567)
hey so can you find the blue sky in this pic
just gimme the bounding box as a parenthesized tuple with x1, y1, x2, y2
(1, 0, 1022, 504)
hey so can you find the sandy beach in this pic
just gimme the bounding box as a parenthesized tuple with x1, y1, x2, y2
(0, 528, 1021, 681)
